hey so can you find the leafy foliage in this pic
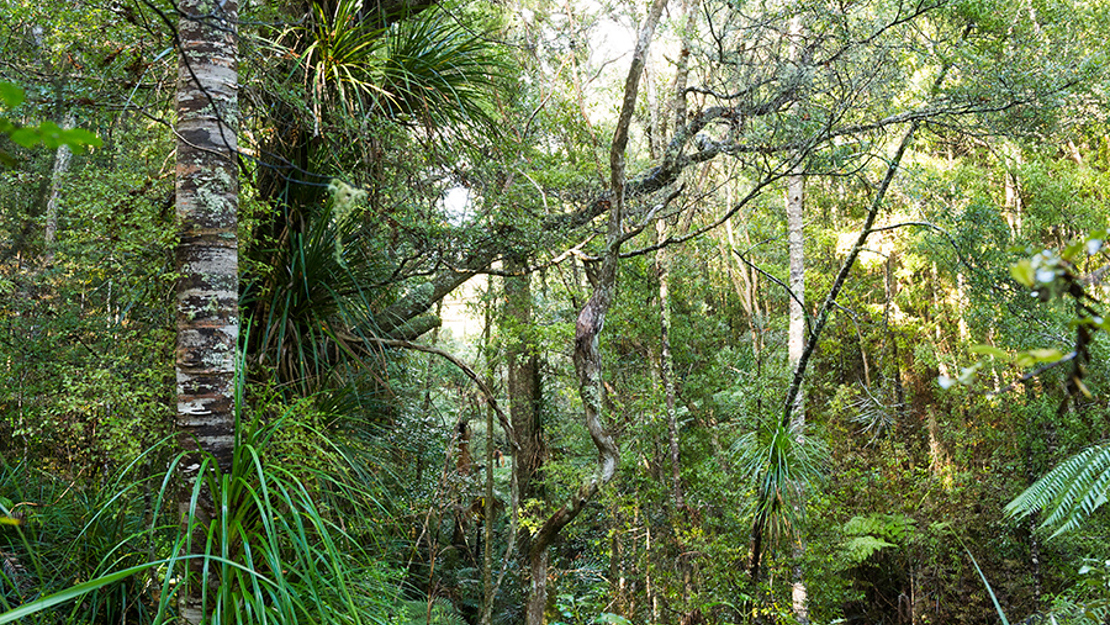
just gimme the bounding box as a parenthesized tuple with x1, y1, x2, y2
(0, 82, 101, 167)
(1006, 443, 1110, 537)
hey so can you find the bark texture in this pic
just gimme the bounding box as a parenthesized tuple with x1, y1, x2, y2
(43, 111, 75, 265)
(176, 0, 239, 472)
(524, 1, 669, 621)
(506, 259, 544, 545)
(175, 0, 239, 620)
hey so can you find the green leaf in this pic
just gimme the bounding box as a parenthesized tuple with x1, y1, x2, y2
(967, 549, 1010, 625)
(1063, 239, 1086, 262)
(61, 127, 102, 150)
(38, 120, 62, 149)
(0, 560, 165, 623)
(596, 613, 633, 625)
(1011, 259, 1036, 287)
(0, 82, 23, 108)
(1027, 348, 1063, 362)
(969, 344, 1009, 360)
(8, 127, 39, 148)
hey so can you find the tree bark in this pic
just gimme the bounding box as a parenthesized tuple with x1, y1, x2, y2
(506, 258, 544, 516)
(786, 13, 809, 618)
(43, 111, 75, 265)
(786, 168, 809, 624)
(656, 220, 684, 510)
(174, 0, 239, 619)
(524, 0, 669, 621)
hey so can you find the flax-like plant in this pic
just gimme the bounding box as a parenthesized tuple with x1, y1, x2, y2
(166, 416, 394, 623)
(0, 376, 396, 623)
(302, 0, 390, 116)
(376, 10, 506, 126)
(0, 442, 175, 624)
(298, 0, 505, 127)
(734, 418, 827, 583)
(244, 183, 386, 396)
(1005, 442, 1110, 538)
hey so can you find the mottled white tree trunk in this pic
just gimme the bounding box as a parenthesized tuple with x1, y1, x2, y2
(787, 169, 809, 624)
(786, 13, 809, 622)
(43, 111, 75, 265)
(175, 0, 239, 620)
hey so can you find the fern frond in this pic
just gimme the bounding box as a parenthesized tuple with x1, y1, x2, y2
(1005, 442, 1110, 537)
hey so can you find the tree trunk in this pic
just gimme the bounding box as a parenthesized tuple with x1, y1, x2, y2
(506, 258, 544, 520)
(656, 221, 684, 510)
(174, 0, 239, 619)
(43, 111, 75, 265)
(787, 167, 809, 624)
(524, 1, 668, 621)
(785, 12, 809, 619)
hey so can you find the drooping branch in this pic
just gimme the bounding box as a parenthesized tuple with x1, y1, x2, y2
(369, 337, 517, 451)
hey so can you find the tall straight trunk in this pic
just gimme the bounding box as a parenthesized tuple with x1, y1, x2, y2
(785, 14, 809, 622)
(481, 278, 496, 625)
(786, 168, 809, 623)
(43, 111, 75, 264)
(505, 258, 543, 531)
(174, 0, 239, 620)
(786, 172, 805, 419)
(656, 220, 684, 510)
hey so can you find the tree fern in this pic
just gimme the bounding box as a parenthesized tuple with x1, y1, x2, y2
(1005, 442, 1110, 537)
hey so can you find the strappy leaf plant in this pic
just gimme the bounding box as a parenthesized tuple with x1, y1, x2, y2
(244, 181, 388, 397)
(297, 0, 505, 127)
(734, 418, 828, 582)
(0, 374, 396, 623)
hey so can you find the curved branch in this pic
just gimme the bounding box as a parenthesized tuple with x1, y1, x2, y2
(369, 338, 518, 451)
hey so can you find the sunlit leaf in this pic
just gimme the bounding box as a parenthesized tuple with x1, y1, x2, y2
(8, 127, 39, 148)
(0, 82, 23, 108)
(970, 344, 1009, 360)
(1011, 260, 1035, 287)
(1027, 348, 1064, 362)
(1074, 377, 1092, 399)
(61, 127, 103, 152)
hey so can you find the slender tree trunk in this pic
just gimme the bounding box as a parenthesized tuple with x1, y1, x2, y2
(506, 257, 544, 540)
(784, 12, 810, 620)
(481, 279, 496, 625)
(524, 1, 668, 620)
(656, 221, 684, 510)
(787, 166, 809, 624)
(43, 111, 75, 265)
(174, 0, 239, 619)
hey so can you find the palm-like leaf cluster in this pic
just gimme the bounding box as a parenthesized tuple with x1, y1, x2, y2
(1005, 442, 1110, 537)
(298, 0, 505, 127)
(734, 420, 828, 541)
(244, 184, 386, 396)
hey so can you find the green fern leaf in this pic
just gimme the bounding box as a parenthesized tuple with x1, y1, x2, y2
(1005, 442, 1110, 537)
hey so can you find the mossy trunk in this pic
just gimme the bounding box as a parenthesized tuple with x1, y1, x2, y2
(174, 0, 239, 619)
